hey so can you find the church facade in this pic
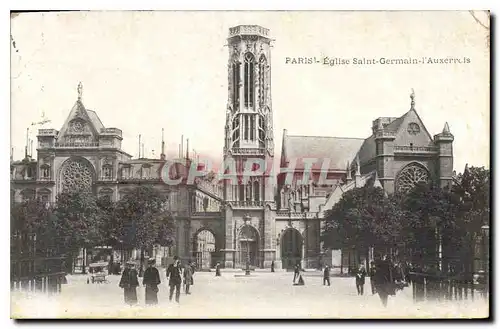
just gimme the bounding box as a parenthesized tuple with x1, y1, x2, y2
(10, 25, 454, 271)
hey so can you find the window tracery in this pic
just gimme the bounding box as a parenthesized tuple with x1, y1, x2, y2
(244, 53, 255, 108)
(239, 225, 258, 241)
(396, 163, 430, 194)
(61, 159, 94, 192)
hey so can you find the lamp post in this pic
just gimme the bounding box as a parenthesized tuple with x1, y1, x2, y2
(481, 224, 489, 299)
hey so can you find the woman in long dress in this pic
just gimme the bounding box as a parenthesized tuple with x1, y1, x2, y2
(143, 258, 161, 305)
(119, 261, 139, 305)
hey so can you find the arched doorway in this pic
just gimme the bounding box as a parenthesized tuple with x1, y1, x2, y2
(238, 225, 259, 268)
(194, 229, 216, 270)
(281, 229, 303, 269)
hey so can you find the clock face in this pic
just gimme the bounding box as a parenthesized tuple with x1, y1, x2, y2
(407, 122, 420, 135)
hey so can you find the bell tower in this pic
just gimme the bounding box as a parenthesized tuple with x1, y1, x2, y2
(223, 25, 274, 202)
(222, 25, 276, 269)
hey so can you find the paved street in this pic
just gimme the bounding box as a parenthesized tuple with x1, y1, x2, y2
(11, 271, 488, 319)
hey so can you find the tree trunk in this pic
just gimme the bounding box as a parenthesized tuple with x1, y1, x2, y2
(139, 249, 145, 277)
(81, 248, 86, 274)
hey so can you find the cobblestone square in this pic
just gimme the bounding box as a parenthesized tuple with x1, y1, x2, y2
(11, 271, 488, 319)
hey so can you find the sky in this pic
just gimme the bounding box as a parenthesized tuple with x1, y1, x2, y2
(10, 11, 490, 173)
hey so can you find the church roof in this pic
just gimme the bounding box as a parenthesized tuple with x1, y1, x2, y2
(356, 134, 376, 166)
(283, 134, 364, 170)
(86, 110, 105, 131)
(355, 112, 411, 167)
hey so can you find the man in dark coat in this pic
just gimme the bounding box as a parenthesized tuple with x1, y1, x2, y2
(373, 256, 395, 307)
(355, 264, 367, 295)
(143, 258, 161, 305)
(119, 261, 139, 305)
(323, 265, 331, 286)
(271, 260, 275, 273)
(166, 256, 182, 303)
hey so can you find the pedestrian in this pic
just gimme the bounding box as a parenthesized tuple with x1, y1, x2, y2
(373, 255, 396, 307)
(355, 264, 367, 295)
(215, 262, 221, 276)
(183, 262, 194, 295)
(271, 260, 275, 273)
(143, 258, 161, 306)
(323, 265, 331, 286)
(293, 264, 300, 283)
(369, 261, 377, 295)
(119, 261, 139, 306)
(166, 256, 182, 303)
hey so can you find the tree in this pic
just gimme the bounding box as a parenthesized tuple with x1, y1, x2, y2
(116, 186, 175, 275)
(11, 199, 51, 235)
(453, 166, 490, 231)
(53, 191, 102, 274)
(96, 196, 121, 265)
(449, 166, 490, 274)
(322, 186, 403, 256)
(11, 199, 55, 259)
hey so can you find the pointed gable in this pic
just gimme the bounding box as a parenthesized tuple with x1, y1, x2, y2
(393, 91, 434, 147)
(56, 83, 104, 145)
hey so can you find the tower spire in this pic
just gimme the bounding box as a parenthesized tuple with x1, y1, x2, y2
(181, 135, 184, 159)
(442, 122, 451, 134)
(77, 82, 83, 101)
(161, 128, 166, 160)
(410, 88, 415, 110)
(138, 134, 141, 158)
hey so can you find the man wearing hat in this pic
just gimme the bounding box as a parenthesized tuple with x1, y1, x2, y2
(143, 258, 161, 305)
(166, 256, 182, 303)
(119, 261, 139, 305)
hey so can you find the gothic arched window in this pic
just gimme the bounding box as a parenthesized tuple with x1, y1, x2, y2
(239, 183, 245, 201)
(232, 61, 241, 110)
(61, 159, 94, 192)
(250, 115, 255, 141)
(396, 163, 430, 194)
(244, 115, 249, 140)
(258, 55, 267, 107)
(253, 180, 260, 201)
(244, 53, 255, 108)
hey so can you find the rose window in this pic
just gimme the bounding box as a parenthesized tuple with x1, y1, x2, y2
(61, 160, 94, 192)
(396, 164, 429, 194)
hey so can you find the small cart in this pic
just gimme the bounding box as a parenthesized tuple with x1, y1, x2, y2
(87, 262, 109, 284)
